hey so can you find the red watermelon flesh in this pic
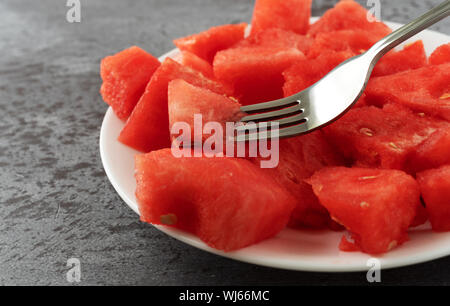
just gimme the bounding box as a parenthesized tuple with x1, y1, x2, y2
(250, 0, 312, 35)
(308, 0, 391, 38)
(323, 104, 450, 170)
(308, 167, 421, 254)
(168, 79, 243, 143)
(411, 203, 429, 228)
(119, 58, 233, 152)
(214, 46, 305, 105)
(100, 46, 160, 120)
(135, 149, 296, 251)
(236, 28, 314, 55)
(417, 165, 450, 232)
(372, 41, 428, 77)
(173, 23, 247, 63)
(353, 93, 368, 108)
(177, 51, 214, 78)
(307, 30, 382, 59)
(429, 43, 450, 65)
(364, 63, 450, 121)
(406, 127, 450, 173)
(283, 50, 354, 97)
(250, 132, 345, 230)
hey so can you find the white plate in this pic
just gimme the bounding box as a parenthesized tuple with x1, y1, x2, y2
(100, 21, 450, 272)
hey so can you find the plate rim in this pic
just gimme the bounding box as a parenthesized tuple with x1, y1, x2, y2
(99, 20, 450, 272)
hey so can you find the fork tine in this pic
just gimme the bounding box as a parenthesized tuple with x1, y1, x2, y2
(240, 96, 301, 113)
(235, 122, 310, 142)
(236, 113, 308, 133)
(277, 113, 308, 126)
(240, 104, 303, 123)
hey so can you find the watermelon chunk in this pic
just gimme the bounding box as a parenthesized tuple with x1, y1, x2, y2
(308, 167, 421, 254)
(119, 58, 233, 152)
(406, 127, 450, 173)
(236, 28, 314, 55)
(214, 46, 305, 105)
(135, 149, 296, 251)
(176, 51, 214, 78)
(250, 0, 312, 35)
(100, 46, 160, 120)
(308, 0, 391, 38)
(307, 30, 381, 59)
(168, 79, 243, 143)
(364, 63, 450, 121)
(173, 23, 247, 63)
(283, 50, 354, 97)
(324, 104, 449, 170)
(429, 43, 450, 65)
(249, 133, 344, 229)
(417, 165, 450, 232)
(372, 41, 428, 77)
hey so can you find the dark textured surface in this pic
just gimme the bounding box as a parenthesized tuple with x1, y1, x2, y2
(0, 0, 449, 286)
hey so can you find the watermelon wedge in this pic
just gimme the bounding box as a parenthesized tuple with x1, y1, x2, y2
(308, 0, 391, 38)
(307, 30, 381, 59)
(324, 104, 449, 170)
(236, 28, 313, 55)
(283, 50, 354, 97)
(250, 133, 345, 230)
(174, 23, 247, 63)
(135, 149, 296, 251)
(214, 46, 305, 105)
(176, 51, 214, 78)
(417, 165, 450, 232)
(119, 58, 233, 152)
(372, 41, 427, 77)
(364, 63, 450, 121)
(308, 167, 421, 254)
(250, 0, 312, 35)
(100, 46, 160, 120)
(429, 43, 450, 65)
(168, 79, 243, 143)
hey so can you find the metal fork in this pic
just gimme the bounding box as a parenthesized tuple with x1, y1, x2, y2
(236, 0, 450, 142)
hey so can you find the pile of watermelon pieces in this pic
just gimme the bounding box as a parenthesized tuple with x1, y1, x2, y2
(100, 0, 450, 255)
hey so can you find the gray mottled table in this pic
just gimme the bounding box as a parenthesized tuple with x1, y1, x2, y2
(1, 0, 449, 286)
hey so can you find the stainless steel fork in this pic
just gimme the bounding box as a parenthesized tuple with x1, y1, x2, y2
(236, 0, 450, 142)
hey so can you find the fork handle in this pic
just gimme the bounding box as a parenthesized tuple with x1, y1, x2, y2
(369, 0, 450, 62)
